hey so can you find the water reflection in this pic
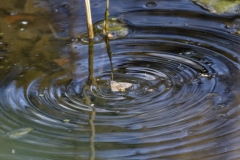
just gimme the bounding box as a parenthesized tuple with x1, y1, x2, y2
(1, 0, 240, 160)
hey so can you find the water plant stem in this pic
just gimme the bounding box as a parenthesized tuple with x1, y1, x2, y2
(84, 0, 94, 39)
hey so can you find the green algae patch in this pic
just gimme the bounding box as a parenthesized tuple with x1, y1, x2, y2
(192, 0, 240, 14)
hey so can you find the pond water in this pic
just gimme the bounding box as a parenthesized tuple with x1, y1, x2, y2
(1, 0, 240, 159)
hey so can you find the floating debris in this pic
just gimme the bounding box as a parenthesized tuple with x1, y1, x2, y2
(110, 81, 132, 92)
(6, 127, 33, 139)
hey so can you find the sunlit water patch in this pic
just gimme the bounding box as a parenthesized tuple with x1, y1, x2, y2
(1, 0, 240, 160)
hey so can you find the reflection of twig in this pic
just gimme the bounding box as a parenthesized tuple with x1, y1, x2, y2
(82, 85, 92, 107)
(84, 0, 94, 39)
(81, 37, 96, 160)
(89, 108, 96, 160)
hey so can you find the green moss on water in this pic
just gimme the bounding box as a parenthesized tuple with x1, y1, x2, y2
(193, 0, 240, 14)
(96, 18, 129, 38)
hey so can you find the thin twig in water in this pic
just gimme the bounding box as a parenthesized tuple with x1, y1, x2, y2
(84, 38, 96, 160)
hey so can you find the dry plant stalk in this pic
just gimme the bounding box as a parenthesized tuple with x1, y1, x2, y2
(84, 0, 94, 39)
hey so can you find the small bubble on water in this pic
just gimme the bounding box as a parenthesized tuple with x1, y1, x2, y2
(145, 1, 157, 8)
(21, 21, 28, 25)
(70, 38, 76, 42)
(12, 149, 15, 154)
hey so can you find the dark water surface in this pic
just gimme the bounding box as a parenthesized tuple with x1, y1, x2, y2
(1, 0, 240, 159)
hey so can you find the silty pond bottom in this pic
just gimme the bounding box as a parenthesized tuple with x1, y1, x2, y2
(0, 0, 240, 159)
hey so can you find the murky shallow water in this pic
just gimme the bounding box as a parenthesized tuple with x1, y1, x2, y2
(1, 0, 240, 159)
